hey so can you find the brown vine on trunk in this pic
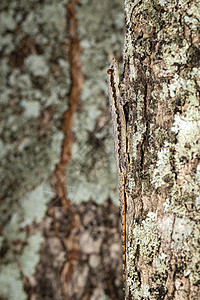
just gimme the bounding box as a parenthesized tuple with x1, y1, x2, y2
(51, 0, 83, 298)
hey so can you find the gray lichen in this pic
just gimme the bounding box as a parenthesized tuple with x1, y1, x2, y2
(0, 0, 125, 298)
(0, 264, 27, 300)
(0, 0, 70, 299)
(67, 0, 124, 204)
(124, 0, 200, 297)
(127, 213, 160, 297)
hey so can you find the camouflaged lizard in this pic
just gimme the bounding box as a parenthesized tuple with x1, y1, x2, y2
(107, 58, 129, 280)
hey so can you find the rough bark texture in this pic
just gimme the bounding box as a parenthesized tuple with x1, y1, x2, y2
(122, 0, 200, 299)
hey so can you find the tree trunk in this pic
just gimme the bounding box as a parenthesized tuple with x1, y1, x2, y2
(119, 1, 200, 299)
(0, 0, 124, 299)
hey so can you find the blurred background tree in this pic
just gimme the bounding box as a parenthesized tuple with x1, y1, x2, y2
(0, 0, 124, 299)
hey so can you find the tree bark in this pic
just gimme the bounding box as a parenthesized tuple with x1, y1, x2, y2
(121, 0, 200, 299)
(0, 0, 124, 299)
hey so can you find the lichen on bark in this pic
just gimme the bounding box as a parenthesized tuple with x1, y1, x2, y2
(0, 1, 70, 298)
(0, 0, 125, 299)
(123, 0, 200, 298)
(67, 0, 124, 205)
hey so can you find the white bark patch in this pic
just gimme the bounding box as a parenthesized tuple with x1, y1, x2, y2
(171, 114, 200, 161)
(151, 143, 171, 188)
(171, 217, 194, 250)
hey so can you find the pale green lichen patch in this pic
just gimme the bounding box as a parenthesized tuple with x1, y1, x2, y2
(128, 284, 151, 300)
(151, 44, 200, 297)
(20, 184, 51, 227)
(155, 252, 169, 275)
(171, 112, 200, 162)
(21, 100, 41, 118)
(124, 0, 200, 297)
(183, 227, 200, 284)
(127, 266, 141, 298)
(21, 2, 67, 42)
(1, 183, 52, 271)
(159, 0, 167, 5)
(18, 233, 43, 277)
(124, 0, 136, 62)
(135, 212, 160, 261)
(2, 213, 26, 243)
(127, 213, 160, 297)
(0, 1, 71, 298)
(0, 264, 27, 300)
(171, 217, 194, 250)
(24, 55, 49, 77)
(67, 0, 124, 205)
(0, 10, 17, 32)
(158, 214, 174, 243)
(168, 71, 200, 216)
(151, 69, 200, 212)
(195, 196, 200, 210)
(162, 41, 189, 74)
(151, 143, 172, 189)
